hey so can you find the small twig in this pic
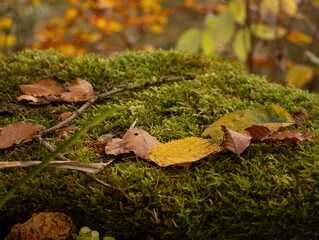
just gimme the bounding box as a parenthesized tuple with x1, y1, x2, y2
(81, 172, 133, 202)
(35, 135, 69, 161)
(35, 135, 132, 201)
(41, 75, 195, 136)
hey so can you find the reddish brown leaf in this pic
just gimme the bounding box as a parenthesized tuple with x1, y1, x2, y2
(5, 212, 73, 240)
(19, 79, 64, 97)
(0, 122, 42, 149)
(292, 109, 308, 124)
(61, 78, 95, 103)
(55, 125, 79, 139)
(245, 124, 271, 141)
(105, 127, 161, 160)
(59, 112, 74, 121)
(262, 130, 314, 143)
(221, 125, 251, 156)
(86, 139, 109, 154)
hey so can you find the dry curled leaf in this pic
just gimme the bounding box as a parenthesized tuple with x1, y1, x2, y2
(245, 124, 272, 141)
(19, 79, 64, 97)
(59, 111, 74, 121)
(61, 78, 95, 103)
(105, 127, 161, 160)
(5, 212, 74, 240)
(292, 109, 308, 124)
(221, 125, 251, 156)
(0, 122, 42, 149)
(149, 137, 218, 167)
(262, 130, 315, 143)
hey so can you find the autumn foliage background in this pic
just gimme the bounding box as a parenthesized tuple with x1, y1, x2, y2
(1, 0, 319, 91)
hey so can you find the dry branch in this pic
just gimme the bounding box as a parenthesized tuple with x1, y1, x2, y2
(41, 75, 195, 136)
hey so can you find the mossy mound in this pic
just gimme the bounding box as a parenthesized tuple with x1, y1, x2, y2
(0, 50, 319, 239)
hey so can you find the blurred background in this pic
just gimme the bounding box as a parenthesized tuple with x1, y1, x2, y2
(1, 0, 319, 92)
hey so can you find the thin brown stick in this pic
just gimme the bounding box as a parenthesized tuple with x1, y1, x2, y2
(41, 75, 195, 136)
(35, 135, 132, 201)
(81, 172, 133, 202)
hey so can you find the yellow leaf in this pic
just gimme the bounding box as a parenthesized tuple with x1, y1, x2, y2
(65, 7, 78, 23)
(286, 65, 313, 88)
(282, 0, 298, 16)
(229, 0, 246, 25)
(250, 23, 286, 40)
(233, 28, 251, 61)
(149, 137, 218, 167)
(0, 18, 12, 28)
(260, 0, 279, 21)
(202, 105, 294, 139)
(287, 30, 313, 45)
(0, 33, 16, 46)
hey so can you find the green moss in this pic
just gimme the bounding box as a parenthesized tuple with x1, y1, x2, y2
(1, 50, 319, 239)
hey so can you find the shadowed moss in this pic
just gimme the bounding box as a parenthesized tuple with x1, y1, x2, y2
(0, 49, 319, 239)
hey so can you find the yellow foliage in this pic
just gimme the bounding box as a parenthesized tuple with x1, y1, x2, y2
(0, 18, 12, 28)
(149, 137, 218, 167)
(0, 33, 16, 46)
(286, 65, 314, 88)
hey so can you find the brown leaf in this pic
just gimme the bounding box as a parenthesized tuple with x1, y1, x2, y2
(262, 130, 314, 143)
(55, 125, 79, 139)
(86, 139, 109, 154)
(292, 109, 308, 124)
(59, 111, 74, 121)
(105, 127, 161, 160)
(5, 212, 73, 240)
(221, 125, 251, 156)
(122, 127, 161, 160)
(105, 138, 130, 155)
(19, 79, 64, 97)
(61, 78, 95, 103)
(0, 122, 42, 149)
(245, 124, 271, 141)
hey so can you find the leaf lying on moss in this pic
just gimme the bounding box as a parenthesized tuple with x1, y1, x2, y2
(61, 78, 95, 103)
(18, 78, 64, 97)
(5, 212, 73, 240)
(202, 104, 295, 141)
(0, 122, 42, 149)
(220, 125, 251, 156)
(105, 127, 161, 161)
(149, 137, 218, 167)
(292, 109, 308, 124)
(55, 125, 79, 139)
(260, 130, 314, 143)
(0, 161, 107, 174)
(17, 78, 95, 104)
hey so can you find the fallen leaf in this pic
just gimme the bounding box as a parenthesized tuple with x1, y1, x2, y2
(55, 125, 79, 138)
(59, 111, 74, 121)
(245, 124, 272, 141)
(149, 137, 218, 167)
(86, 139, 109, 154)
(0, 122, 42, 149)
(105, 138, 130, 155)
(0, 161, 107, 174)
(202, 105, 294, 143)
(221, 125, 251, 156)
(122, 127, 161, 160)
(5, 212, 73, 240)
(262, 130, 314, 143)
(292, 109, 308, 124)
(18, 79, 64, 97)
(61, 78, 95, 103)
(105, 127, 161, 160)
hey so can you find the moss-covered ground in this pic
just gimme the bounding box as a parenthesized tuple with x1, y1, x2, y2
(0, 50, 319, 239)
